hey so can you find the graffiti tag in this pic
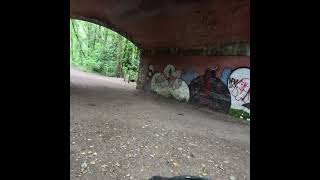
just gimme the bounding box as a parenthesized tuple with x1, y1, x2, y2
(227, 67, 250, 112)
(229, 77, 250, 103)
(151, 65, 190, 102)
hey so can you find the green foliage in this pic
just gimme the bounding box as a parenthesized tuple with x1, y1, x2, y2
(70, 19, 140, 81)
(229, 108, 250, 121)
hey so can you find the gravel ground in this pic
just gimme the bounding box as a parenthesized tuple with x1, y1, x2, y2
(70, 67, 250, 180)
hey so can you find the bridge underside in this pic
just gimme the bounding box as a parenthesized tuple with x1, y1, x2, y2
(70, 0, 250, 115)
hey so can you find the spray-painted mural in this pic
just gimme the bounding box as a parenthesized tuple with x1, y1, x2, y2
(220, 68, 232, 86)
(180, 69, 198, 85)
(228, 68, 250, 113)
(151, 65, 190, 102)
(189, 68, 231, 113)
(147, 64, 250, 117)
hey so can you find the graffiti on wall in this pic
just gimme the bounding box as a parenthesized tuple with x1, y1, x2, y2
(151, 65, 190, 102)
(180, 69, 198, 85)
(220, 68, 232, 86)
(228, 67, 250, 112)
(189, 68, 231, 113)
(147, 64, 250, 115)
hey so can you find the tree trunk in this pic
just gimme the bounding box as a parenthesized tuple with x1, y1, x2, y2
(70, 30, 73, 61)
(105, 29, 109, 43)
(132, 46, 137, 60)
(71, 20, 86, 65)
(116, 36, 124, 78)
(92, 25, 100, 50)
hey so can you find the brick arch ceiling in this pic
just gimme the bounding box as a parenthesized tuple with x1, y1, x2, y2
(70, 0, 250, 49)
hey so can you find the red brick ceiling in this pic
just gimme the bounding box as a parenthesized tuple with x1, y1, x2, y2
(70, 0, 249, 49)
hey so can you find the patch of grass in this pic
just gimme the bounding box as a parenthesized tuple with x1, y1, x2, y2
(229, 108, 250, 121)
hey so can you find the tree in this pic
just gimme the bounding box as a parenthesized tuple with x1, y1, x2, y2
(71, 20, 86, 65)
(70, 19, 140, 81)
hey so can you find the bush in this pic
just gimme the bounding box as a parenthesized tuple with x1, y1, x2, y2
(229, 108, 250, 121)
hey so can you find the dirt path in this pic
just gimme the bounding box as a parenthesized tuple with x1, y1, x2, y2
(70, 67, 250, 180)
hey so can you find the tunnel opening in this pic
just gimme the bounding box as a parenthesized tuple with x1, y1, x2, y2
(70, 1, 250, 179)
(70, 19, 141, 83)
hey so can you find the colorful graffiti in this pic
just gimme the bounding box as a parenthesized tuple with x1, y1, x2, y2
(148, 64, 250, 116)
(228, 67, 250, 112)
(180, 69, 198, 85)
(151, 65, 190, 102)
(189, 68, 231, 113)
(220, 68, 232, 86)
